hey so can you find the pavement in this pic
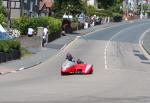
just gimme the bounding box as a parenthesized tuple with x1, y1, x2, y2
(0, 21, 150, 75)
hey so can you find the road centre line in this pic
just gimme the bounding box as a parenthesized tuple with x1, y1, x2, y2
(40, 22, 139, 65)
(104, 22, 150, 70)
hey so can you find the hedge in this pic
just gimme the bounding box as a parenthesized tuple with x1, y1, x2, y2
(0, 40, 21, 62)
(0, 13, 6, 24)
(11, 16, 62, 35)
(0, 40, 21, 53)
(112, 13, 122, 22)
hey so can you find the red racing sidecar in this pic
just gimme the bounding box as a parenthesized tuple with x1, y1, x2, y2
(61, 60, 93, 75)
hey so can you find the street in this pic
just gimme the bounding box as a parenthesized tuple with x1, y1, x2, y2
(0, 20, 150, 103)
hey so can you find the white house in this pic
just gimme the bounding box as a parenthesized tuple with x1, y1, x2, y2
(84, 0, 99, 9)
(87, 0, 96, 6)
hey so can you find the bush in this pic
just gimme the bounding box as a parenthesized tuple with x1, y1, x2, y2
(95, 10, 112, 17)
(0, 13, 6, 24)
(7, 40, 21, 50)
(0, 5, 7, 16)
(21, 47, 31, 57)
(0, 40, 21, 62)
(0, 40, 10, 53)
(0, 40, 21, 53)
(11, 16, 62, 35)
(112, 13, 122, 22)
(11, 16, 30, 35)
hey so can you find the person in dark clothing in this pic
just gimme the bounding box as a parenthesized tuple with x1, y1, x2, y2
(66, 53, 73, 61)
(77, 59, 84, 64)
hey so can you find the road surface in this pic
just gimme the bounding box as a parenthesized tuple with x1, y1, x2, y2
(0, 20, 150, 103)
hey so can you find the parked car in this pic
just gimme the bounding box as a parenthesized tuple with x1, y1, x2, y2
(0, 31, 13, 40)
(61, 18, 72, 33)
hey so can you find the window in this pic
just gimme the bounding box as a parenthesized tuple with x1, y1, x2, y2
(30, 1, 33, 12)
(10, 1, 20, 9)
(24, 0, 27, 3)
(15, 2, 20, 8)
(35, 0, 38, 5)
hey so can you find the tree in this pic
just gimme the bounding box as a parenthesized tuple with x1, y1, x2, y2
(97, 0, 114, 9)
(53, 0, 86, 15)
(0, 0, 7, 16)
(86, 5, 96, 16)
(0, 0, 2, 5)
(97, 0, 123, 9)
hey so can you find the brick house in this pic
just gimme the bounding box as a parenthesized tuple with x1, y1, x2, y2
(39, 0, 53, 16)
(2, 0, 53, 17)
(3, 0, 21, 17)
(23, 0, 40, 16)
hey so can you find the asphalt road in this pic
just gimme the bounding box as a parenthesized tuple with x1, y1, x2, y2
(0, 20, 150, 103)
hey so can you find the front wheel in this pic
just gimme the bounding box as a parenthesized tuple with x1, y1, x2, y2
(89, 69, 93, 74)
(61, 72, 69, 76)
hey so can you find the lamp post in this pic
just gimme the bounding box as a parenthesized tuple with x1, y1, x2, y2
(140, 0, 144, 19)
(7, 0, 11, 29)
(20, 0, 24, 16)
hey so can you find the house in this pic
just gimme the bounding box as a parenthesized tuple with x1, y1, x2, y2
(82, 0, 99, 9)
(23, 0, 40, 16)
(3, 0, 21, 17)
(39, 0, 53, 16)
(2, 0, 53, 17)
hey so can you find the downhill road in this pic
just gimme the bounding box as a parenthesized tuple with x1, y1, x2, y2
(0, 20, 150, 103)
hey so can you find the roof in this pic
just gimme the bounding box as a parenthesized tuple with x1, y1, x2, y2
(39, 0, 53, 10)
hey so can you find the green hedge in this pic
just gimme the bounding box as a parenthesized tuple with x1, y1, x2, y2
(112, 13, 122, 22)
(0, 40, 21, 53)
(0, 13, 6, 24)
(11, 16, 62, 35)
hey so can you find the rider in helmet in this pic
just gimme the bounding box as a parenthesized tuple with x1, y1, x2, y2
(66, 53, 73, 61)
(77, 59, 84, 64)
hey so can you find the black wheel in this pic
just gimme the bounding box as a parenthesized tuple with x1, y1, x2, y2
(61, 72, 65, 75)
(89, 69, 93, 74)
(61, 72, 69, 76)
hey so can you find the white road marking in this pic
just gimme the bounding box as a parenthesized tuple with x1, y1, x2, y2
(104, 26, 139, 70)
(139, 28, 150, 60)
(83, 23, 125, 37)
(39, 23, 131, 66)
(10, 71, 17, 73)
(18, 67, 25, 71)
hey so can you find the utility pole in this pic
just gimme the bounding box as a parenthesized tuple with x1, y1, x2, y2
(140, 0, 144, 19)
(20, 0, 24, 16)
(7, 0, 11, 29)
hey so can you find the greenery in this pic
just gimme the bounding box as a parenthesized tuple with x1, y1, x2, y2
(0, 0, 6, 15)
(0, 40, 21, 53)
(86, 5, 96, 16)
(97, 0, 123, 9)
(20, 47, 31, 57)
(94, 0, 123, 17)
(0, 13, 6, 24)
(11, 16, 62, 35)
(52, 0, 124, 18)
(53, 0, 86, 16)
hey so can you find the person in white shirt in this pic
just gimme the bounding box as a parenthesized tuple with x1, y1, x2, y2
(42, 26, 49, 47)
(27, 28, 34, 37)
(43, 27, 48, 36)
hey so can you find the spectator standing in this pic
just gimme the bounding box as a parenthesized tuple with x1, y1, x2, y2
(42, 26, 48, 47)
(43, 26, 48, 44)
(43, 26, 48, 36)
